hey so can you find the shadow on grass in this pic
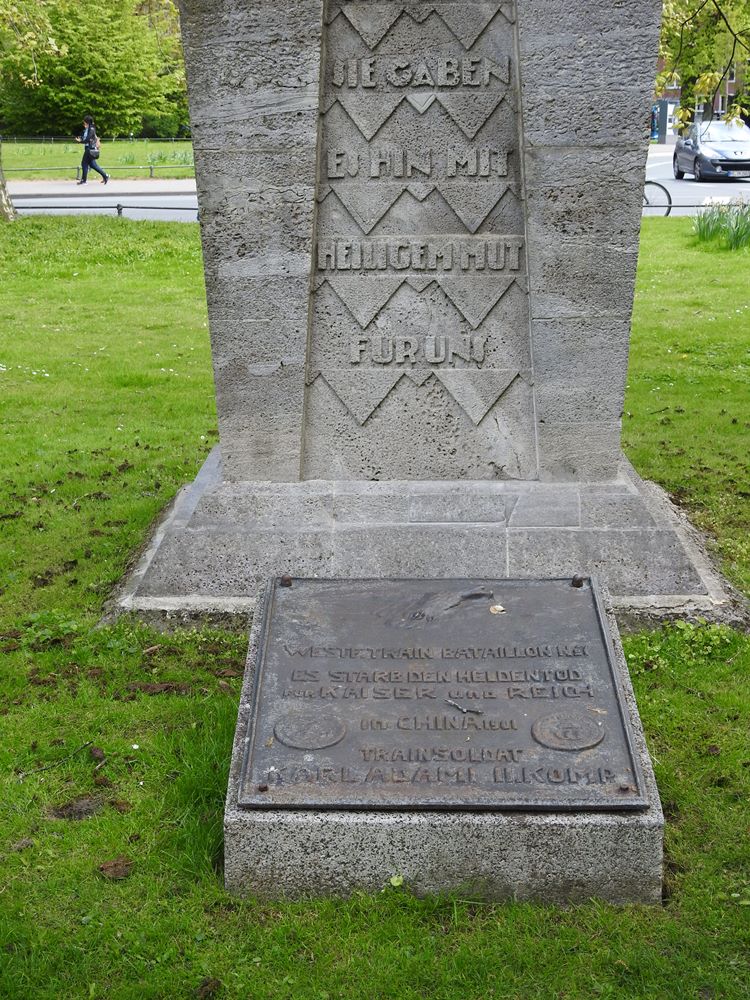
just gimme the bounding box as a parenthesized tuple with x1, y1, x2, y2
(161, 698, 238, 881)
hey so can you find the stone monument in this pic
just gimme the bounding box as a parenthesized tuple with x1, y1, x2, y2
(117, 0, 726, 622)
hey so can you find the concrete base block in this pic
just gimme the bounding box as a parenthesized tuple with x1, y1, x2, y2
(222, 588, 663, 904)
(111, 448, 739, 628)
(224, 808, 664, 903)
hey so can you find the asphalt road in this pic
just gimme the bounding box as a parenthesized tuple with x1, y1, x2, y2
(8, 146, 750, 222)
(645, 143, 750, 216)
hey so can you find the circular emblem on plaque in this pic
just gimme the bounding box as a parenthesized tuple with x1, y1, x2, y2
(531, 712, 605, 752)
(273, 711, 347, 751)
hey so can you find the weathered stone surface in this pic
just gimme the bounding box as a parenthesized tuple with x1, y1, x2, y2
(180, 0, 324, 482)
(181, 0, 324, 146)
(302, 372, 537, 481)
(408, 489, 506, 523)
(521, 86, 655, 148)
(515, 0, 657, 480)
(225, 805, 664, 901)
(119, 450, 728, 617)
(204, 276, 310, 323)
(508, 530, 706, 597)
(331, 524, 509, 577)
(536, 421, 623, 483)
(580, 490, 666, 530)
(524, 148, 645, 246)
(533, 322, 633, 466)
(508, 489, 579, 528)
(532, 317, 632, 382)
(208, 319, 307, 367)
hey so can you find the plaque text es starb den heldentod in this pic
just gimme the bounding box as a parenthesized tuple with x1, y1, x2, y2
(238, 578, 648, 811)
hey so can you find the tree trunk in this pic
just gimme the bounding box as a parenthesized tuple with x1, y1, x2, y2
(0, 146, 16, 221)
(679, 73, 698, 130)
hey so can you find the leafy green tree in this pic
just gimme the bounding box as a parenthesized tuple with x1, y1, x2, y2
(0, 0, 64, 218)
(135, 0, 187, 136)
(659, 0, 750, 128)
(0, 0, 187, 136)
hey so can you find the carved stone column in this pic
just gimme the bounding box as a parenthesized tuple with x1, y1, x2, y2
(114, 1, 727, 623)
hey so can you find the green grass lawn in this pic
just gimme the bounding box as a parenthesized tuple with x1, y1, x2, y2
(0, 217, 748, 1000)
(1, 139, 194, 180)
(626, 219, 750, 595)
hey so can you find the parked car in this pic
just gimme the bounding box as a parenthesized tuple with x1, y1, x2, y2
(673, 121, 750, 181)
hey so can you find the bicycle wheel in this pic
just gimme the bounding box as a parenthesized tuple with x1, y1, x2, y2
(642, 180, 672, 217)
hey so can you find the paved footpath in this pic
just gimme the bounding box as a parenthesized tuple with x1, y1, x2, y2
(8, 177, 198, 222)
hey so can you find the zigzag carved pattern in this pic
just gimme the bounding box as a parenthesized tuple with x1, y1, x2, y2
(315, 271, 523, 330)
(318, 183, 518, 235)
(310, 369, 524, 427)
(325, 3, 515, 50)
(330, 88, 508, 142)
(310, 0, 528, 433)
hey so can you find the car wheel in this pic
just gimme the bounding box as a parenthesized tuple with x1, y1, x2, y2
(694, 158, 705, 181)
(673, 157, 685, 180)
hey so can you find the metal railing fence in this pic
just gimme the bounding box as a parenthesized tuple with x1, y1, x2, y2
(14, 203, 198, 218)
(12, 199, 749, 221)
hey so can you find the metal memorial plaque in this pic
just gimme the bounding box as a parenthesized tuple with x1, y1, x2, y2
(238, 578, 648, 811)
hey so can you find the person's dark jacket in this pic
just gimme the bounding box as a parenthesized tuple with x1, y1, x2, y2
(82, 126, 98, 151)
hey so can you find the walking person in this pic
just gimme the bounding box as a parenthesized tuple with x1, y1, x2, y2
(75, 115, 109, 185)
